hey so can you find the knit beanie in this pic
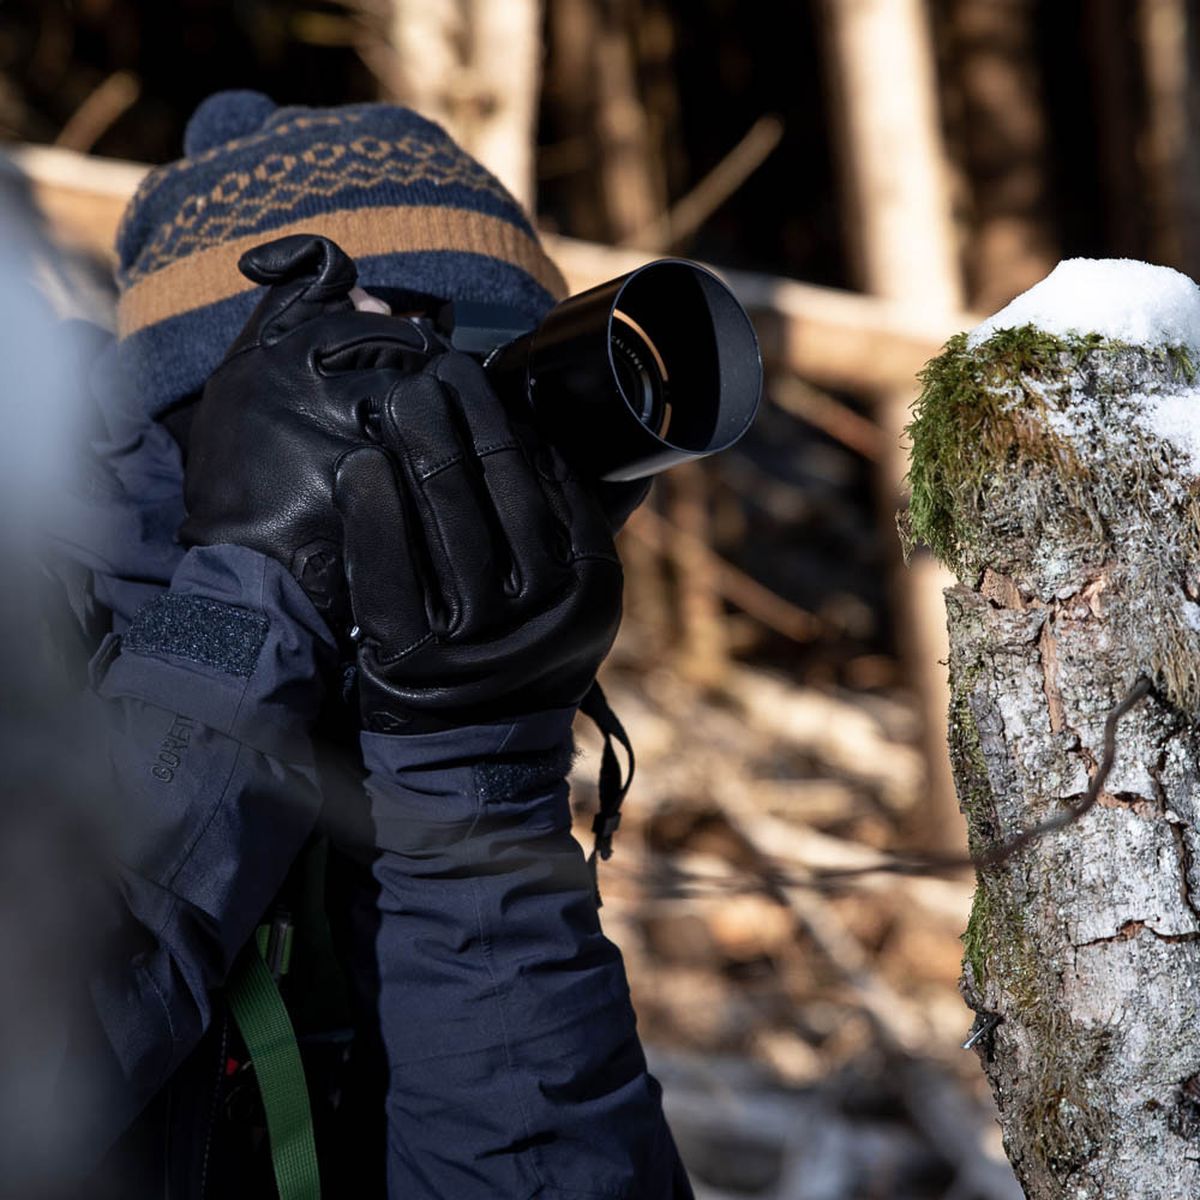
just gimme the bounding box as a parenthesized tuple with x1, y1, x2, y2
(115, 90, 567, 416)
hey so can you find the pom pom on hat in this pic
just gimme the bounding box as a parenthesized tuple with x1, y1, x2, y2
(184, 90, 277, 156)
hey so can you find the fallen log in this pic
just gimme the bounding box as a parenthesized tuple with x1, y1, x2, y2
(3, 143, 979, 392)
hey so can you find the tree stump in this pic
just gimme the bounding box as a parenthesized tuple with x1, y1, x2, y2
(906, 260, 1200, 1198)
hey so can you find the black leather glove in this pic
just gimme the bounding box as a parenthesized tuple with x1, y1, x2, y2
(594, 476, 651, 536)
(334, 350, 624, 733)
(180, 234, 439, 627)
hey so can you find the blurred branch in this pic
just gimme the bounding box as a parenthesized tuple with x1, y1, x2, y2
(624, 114, 785, 252)
(720, 665, 922, 810)
(5, 144, 145, 264)
(53, 71, 140, 154)
(290, 11, 362, 46)
(770, 374, 884, 461)
(626, 507, 821, 645)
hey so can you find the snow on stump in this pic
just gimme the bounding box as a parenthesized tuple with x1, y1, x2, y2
(905, 259, 1200, 1199)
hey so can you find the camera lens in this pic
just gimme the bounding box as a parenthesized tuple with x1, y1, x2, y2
(610, 315, 670, 437)
(490, 258, 761, 481)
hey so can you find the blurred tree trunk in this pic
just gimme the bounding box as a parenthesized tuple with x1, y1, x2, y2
(544, 0, 607, 239)
(383, 0, 542, 211)
(940, 0, 1056, 312)
(544, 0, 661, 242)
(1083, 0, 1149, 261)
(819, 0, 965, 850)
(1137, 0, 1200, 280)
(590, 0, 661, 241)
(546, 0, 725, 681)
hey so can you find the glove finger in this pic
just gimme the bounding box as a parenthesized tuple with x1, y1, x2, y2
(232, 234, 357, 349)
(379, 370, 507, 638)
(334, 446, 429, 653)
(552, 453, 622, 564)
(303, 309, 438, 375)
(430, 354, 572, 604)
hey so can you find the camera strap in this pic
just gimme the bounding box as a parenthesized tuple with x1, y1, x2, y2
(579, 681, 634, 907)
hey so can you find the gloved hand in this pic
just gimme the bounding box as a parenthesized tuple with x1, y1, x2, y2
(594, 476, 651, 536)
(180, 234, 439, 628)
(334, 350, 624, 733)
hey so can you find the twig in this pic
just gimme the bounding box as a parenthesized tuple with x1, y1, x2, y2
(765, 675, 1152, 882)
(0, 145, 980, 393)
(624, 508, 821, 643)
(770, 374, 884, 462)
(598, 676, 1155, 899)
(54, 71, 140, 154)
(764, 674, 1153, 880)
(623, 114, 785, 251)
(973, 674, 1153, 868)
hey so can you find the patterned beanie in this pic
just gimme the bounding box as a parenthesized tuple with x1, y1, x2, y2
(115, 90, 567, 416)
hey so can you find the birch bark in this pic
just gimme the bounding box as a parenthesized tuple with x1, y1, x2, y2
(908, 321, 1200, 1197)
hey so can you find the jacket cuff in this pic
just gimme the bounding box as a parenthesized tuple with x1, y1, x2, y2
(92, 545, 336, 760)
(361, 707, 577, 775)
(356, 709, 578, 854)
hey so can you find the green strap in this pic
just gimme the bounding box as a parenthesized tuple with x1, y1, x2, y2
(227, 930, 321, 1200)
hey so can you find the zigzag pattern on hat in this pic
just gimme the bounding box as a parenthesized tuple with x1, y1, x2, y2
(115, 111, 368, 252)
(124, 133, 519, 286)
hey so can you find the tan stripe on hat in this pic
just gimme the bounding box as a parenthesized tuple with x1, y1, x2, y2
(117, 205, 567, 338)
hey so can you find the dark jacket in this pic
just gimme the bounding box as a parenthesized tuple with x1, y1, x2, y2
(48, 335, 691, 1199)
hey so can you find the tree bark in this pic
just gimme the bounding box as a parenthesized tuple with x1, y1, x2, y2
(912, 328, 1200, 1197)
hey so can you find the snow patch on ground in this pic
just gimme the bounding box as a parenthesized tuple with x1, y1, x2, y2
(968, 258, 1200, 351)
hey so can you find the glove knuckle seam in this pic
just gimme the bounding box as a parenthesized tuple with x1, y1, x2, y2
(475, 440, 522, 459)
(420, 452, 466, 481)
(371, 629, 434, 665)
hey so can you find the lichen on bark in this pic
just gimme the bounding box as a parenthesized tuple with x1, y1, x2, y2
(907, 322, 1200, 1198)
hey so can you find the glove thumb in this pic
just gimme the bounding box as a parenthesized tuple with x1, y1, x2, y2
(229, 234, 358, 349)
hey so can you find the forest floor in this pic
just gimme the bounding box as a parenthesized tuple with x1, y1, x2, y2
(569, 621, 1021, 1200)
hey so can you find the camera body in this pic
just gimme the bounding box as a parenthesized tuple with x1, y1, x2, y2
(439, 259, 763, 482)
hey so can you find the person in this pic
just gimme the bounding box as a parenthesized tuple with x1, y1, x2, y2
(48, 90, 693, 1197)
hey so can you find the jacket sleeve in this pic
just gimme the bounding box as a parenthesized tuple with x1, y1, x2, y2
(65, 543, 335, 1161)
(339, 711, 693, 1200)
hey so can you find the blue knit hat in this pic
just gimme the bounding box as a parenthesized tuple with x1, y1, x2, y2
(115, 90, 566, 416)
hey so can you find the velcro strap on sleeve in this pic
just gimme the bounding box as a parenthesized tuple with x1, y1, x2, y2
(125, 593, 269, 677)
(474, 744, 575, 804)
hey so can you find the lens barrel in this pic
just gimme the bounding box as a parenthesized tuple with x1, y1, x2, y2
(484, 259, 762, 482)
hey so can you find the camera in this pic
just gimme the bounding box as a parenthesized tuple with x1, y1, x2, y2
(441, 259, 762, 482)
